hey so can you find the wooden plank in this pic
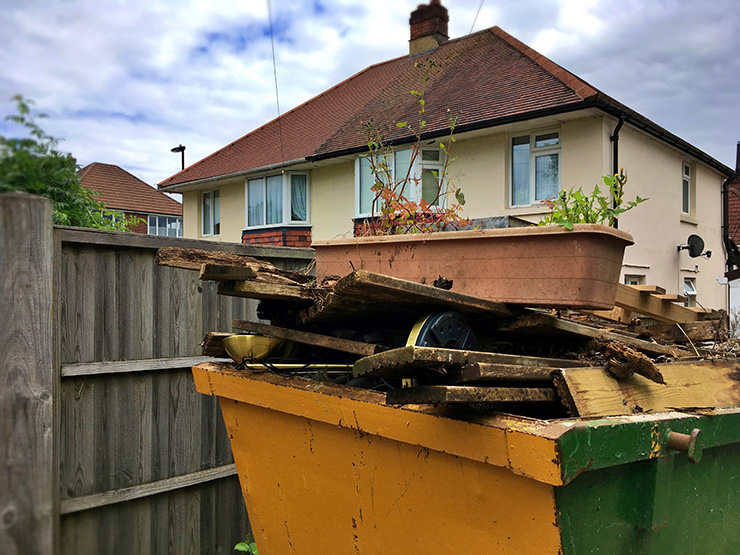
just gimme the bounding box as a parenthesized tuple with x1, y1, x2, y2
(199, 263, 257, 282)
(627, 285, 666, 294)
(654, 293, 688, 303)
(640, 321, 722, 343)
(501, 312, 693, 358)
(614, 283, 703, 323)
(202, 331, 231, 357)
(586, 306, 633, 324)
(218, 280, 314, 302)
(61, 356, 231, 378)
(386, 385, 557, 405)
(56, 225, 314, 260)
(60, 464, 237, 515)
(450, 362, 556, 383)
(232, 319, 386, 357)
(0, 193, 56, 554)
(353, 345, 585, 378)
(555, 359, 740, 418)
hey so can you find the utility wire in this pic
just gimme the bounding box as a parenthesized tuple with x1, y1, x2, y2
(469, 0, 485, 35)
(266, 0, 286, 165)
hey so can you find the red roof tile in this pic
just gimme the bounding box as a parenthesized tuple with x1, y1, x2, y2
(79, 162, 182, 216)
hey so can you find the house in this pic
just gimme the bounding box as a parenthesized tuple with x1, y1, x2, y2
(79, 162, 183, 236)
(158, 0, 735, 310)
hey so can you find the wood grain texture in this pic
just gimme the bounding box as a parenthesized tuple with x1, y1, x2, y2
(556, 359, 740, 417)
(614, 284, 703, 323)
(0, 193, 56, 554)
(386, 385, 557, 405)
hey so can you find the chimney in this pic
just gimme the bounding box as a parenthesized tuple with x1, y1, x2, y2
(409, 0, 449, 56)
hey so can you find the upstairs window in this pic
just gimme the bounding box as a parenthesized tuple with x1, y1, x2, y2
(355, 147, 445, 217)
(202, 190, 220, 236)
(246, 173, 309, 228)
(682, 162, 692, 214)
(511, 131, 560, 206)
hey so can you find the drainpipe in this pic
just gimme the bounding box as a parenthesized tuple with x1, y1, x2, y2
(610, 115, 626, 229)
(722, 142, 740, 271)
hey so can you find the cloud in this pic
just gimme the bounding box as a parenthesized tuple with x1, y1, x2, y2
(1, 0, 738, 191)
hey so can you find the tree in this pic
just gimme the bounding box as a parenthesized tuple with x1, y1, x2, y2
(0, 95, 139, 231)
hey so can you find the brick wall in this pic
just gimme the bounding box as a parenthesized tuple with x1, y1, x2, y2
(242, 226, 312, 247)
(126, 212, 149, 234)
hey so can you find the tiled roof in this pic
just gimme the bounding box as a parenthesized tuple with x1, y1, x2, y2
(79, 162, 182, 216)
(159, 25, 731, 188)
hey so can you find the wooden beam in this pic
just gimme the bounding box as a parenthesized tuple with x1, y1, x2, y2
(450, 362, 556, 383)
(353, 345, 585, 378)
(627, 285, 666, 294)
(614, 284, 704, 323)
(202, 331, 231, 357)
(641, 320, 723, 344)
(0, 193, 56, 553)
(218, 280, 314, 302)
(61, 356, 230, 378)
(60, 464, 237, 515)
(232, 319, 386, 357)
(502, 312, 693, 358)
(554, 359, 740, 418)
(199, 263, 257, 282)
(386, 385, 557, 405)
(654, 293, 688, 303)
(586, 307, 633, 324)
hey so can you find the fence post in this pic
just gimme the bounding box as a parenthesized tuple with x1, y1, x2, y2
(0, 193, 56, 554)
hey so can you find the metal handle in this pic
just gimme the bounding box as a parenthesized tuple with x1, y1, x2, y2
(667, 428, 703, 463)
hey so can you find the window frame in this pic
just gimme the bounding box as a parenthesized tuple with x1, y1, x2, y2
(682, 161, 693, 215)
(245, 172, 310, 229)
(509, 129, 561, 207)
(683, 277, 697, 307)
(201, 189, 220, 237)
(148, 214, 183, 237)
(354, 147, 446, 218)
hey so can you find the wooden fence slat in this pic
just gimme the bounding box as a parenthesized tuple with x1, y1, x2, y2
(61, 356, 231, 377)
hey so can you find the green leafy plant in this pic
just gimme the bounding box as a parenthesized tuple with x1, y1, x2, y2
(539, 170, 647, 229)
(359, 60, 470, 235)
(234, 533, 258, 554)
(0, 95, 141, 231)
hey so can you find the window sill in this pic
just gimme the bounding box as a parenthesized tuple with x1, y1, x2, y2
(680, 214, 698, 225)
(244, 223, 311, 230)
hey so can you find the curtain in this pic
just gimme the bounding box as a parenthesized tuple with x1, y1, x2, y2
(291, 175, 307, 221)
(266, 175, 283, 224)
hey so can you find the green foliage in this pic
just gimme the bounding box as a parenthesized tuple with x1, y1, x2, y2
(0, 95, 140, 231)
(359, 60, 471, 235)
(539, 170, 647, 230)
(234, 534, 258, 554)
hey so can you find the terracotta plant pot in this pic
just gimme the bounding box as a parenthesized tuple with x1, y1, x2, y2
(312, 224, 634, 309)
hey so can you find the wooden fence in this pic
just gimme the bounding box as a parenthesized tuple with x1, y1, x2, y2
(0, 192, 314, 554)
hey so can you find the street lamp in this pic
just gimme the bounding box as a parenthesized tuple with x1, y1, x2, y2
(171, 144, 186, 170)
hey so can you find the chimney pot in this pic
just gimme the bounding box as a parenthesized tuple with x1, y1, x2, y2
(409, 0, 449, 55)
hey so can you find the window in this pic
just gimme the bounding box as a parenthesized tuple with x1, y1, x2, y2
(148, 215, 182, 237)
(511, 131, 560, 206)
(202, 190, 220, 236)
(682, 162, 692, 214)
(246, 173, 309, 228)
(684, 278, 697, 307)
(624, 275, 644, 286)
(355, 147, 444, 216)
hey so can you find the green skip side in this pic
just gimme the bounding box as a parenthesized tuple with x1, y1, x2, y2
(556, 431, 740, 554)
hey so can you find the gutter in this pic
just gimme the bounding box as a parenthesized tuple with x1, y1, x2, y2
(158, 157, 306, 193)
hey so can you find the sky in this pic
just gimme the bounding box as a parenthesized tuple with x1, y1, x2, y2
(1, 0, 738, 197)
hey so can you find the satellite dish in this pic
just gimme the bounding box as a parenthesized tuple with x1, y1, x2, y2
(678, 234, 709, 257)
(686, 235, 705, 258)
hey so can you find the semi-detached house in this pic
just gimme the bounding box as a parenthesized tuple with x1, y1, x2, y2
(158, 0, 735, 310)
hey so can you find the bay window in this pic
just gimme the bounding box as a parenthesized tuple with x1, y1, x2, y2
(246, 173, 309, 227)
(148, 215, 182, 237)
(355, 147, 445, 217)
(511, 131, 560, 206)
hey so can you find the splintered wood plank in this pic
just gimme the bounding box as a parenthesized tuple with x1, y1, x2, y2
(450, 362, 557, 384)
(217, 280, 314, 302)
(304, 270, 517, 325)
(641, 321, 722, 343)
(386, 385, 557, 405)
(199, 263, 257, 282)
(232, 319, 386, 357)
(353, 345, 585, 378)
(202, 331, 230, 357)
(555, 359, 740, 418)
(501, 312, 692, 358)
(614, 284, 703, 323)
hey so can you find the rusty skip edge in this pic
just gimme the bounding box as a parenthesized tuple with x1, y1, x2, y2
(191, 363, 740, 487)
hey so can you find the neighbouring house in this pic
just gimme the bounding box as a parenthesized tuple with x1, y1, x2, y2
(158, 0, 735, 310)
(722, 145, 740, 321)
(79, 162, 183, 236)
